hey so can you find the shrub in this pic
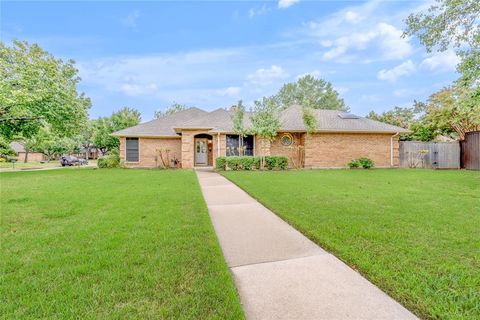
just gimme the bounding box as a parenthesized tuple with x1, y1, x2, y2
(358, 157, 374, 169)
(265, 156, 288, 170)
(226, 157, 242, 171)
(216, 156, 226, 170)
(98, 151, 120, 168)
(217, 156, 287, 171)
(348, 158, 374, 169)
(348, 159, 361, 169)
(240, 156, 254, 170)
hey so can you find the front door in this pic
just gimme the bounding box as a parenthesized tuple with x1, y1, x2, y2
(195, 138, 208, 165)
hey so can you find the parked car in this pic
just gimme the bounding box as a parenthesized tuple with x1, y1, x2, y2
(60, 156, 88, 166)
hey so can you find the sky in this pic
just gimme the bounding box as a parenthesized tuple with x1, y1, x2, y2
(1, 0, 459, 121)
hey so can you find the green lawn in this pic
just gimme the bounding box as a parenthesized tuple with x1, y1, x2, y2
(1, 169, 243, 319)
(224, 169, 480, 320)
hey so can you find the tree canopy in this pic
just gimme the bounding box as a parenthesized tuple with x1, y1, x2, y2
(93, 107, 141, 155)
(272, 75, 348, 112)
(154, 102, 188, 119)
(0, 40, 91, 140)
(250, 97, 281, 140)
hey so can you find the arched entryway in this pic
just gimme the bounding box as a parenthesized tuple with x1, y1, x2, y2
(194, 134, 213, 166)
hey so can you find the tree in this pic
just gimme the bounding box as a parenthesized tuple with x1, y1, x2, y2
(93, 107, 141, 155)
(367, 104, 434, 141)
(250, 97, 281, 168)
(154, 102, 188, 119)
(231, 100, 248, 155)
(423, 86, 480, 140)
(272, 75, 348, 112)
(0, 40, 91, 140)
(0, 136, 15, 159)
(404, 0, 480, 98)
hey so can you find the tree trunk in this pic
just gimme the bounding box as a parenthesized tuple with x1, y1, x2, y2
(24, 149, 29, 163)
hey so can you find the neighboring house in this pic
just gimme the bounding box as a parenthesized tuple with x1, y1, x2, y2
(112, 105, 409, 169)
(10, 141, 45, 162)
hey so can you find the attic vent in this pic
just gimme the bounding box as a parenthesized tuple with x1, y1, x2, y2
(338, 113, 360, 119)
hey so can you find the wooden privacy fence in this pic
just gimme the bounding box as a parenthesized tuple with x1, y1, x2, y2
(399, 141, 460, 169)
(461, 131, 480, 170)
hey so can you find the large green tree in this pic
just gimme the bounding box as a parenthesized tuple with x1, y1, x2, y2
(154, 102, 188, 119)
(404, 0, 480, 99)
(0, 40, 91, 140)
(93, 107, 141, 155)
(272, 75, 348, 112)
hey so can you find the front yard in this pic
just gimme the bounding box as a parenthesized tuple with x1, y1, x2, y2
(224, 169, 480, 320)
(1, 169, 243, 319)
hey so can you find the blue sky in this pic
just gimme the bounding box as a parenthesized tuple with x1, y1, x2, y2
(2, 0, 459, 121)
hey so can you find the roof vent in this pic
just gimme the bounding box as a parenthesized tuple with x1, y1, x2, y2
(338, 113, 360, 119)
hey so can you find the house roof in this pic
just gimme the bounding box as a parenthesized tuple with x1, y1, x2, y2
(279, 105, 410, 133)
(112, 105, 409, 137)
(10, 141, 25, 153)
(111, 107, 207, 137)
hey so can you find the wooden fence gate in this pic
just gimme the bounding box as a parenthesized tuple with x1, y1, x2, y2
(461, 131, 480, 170)
(399, 141, 460, 169)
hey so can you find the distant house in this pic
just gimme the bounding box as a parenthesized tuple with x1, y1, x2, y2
(10, 142, 45, 162)
(112, 105, 409, 169)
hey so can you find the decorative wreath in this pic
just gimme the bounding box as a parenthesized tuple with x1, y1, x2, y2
(280, 133, 294, 146)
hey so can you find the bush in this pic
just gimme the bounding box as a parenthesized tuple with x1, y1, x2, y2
(240, 156, 255, 170)
(216, 156, 285, 170)
(216, 156, 226, 170)
(98, 151, 120, 168)
(265, 156, 289, 170)
(226, 157, 242, 171)
(348, 157, 374, 169)
(358, 157, 374, 169)
(348, 159, 361, 169)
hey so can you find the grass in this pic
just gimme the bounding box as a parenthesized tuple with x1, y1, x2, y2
(223, 169, 480, 320)
(1, 169, 243, 319)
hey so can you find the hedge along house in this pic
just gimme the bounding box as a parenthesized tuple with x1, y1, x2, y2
(112, 105, 409, 169)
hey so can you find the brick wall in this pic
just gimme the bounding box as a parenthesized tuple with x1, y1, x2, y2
(181, 131, 221, 168)
(120, 137, 182, 167)
(304, 133, 399, 168)
(270, 133, 305, 167)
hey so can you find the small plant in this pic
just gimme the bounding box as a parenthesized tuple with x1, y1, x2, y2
(358, 157, 374, 169)
(348, 159, 361, 169)
(240, 156, 254, 170)
(265, 156, 288, 170)
(98, 151, 121, 168)
(348, 157, 374, 169)
(216, 157, 226, 170)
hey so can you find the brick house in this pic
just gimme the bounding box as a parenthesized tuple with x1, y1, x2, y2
(112, 105, 409, 169)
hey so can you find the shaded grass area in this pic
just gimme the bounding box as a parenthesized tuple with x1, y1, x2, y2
(1, 169, 243, 319)
(224, 169, 480, 320)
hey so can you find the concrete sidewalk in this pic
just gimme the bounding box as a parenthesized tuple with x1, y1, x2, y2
(196, 170, 417, 320)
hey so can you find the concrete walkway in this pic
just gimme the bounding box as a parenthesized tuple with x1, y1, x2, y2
(196, 170, 417, 320)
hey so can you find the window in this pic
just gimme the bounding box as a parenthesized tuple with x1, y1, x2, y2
(280, 133, 294, 146)
(126, 138, 139, 162)
(226, 135, 254, 156)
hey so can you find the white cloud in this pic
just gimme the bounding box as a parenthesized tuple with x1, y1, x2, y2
(215, 86, 241, 96)
(121, 10, 140, 28)
(301, 0, 415, 63)
(249, 5, 269, 18)
(278, 0, 300, 9)
(321, 22, 412, 62)
(296, 70, 321, 79)
(120, 83, 158, 96)
(247, 65, 289, 85)
(377, 60, 416, 82)
(421, 50, 460, 72)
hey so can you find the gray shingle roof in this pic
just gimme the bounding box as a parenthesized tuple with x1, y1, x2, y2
(112, 105, 409, 137)
(111, 107, 207, 137)
(10, 141, 25, 153)
(279, 105, 410, 133)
